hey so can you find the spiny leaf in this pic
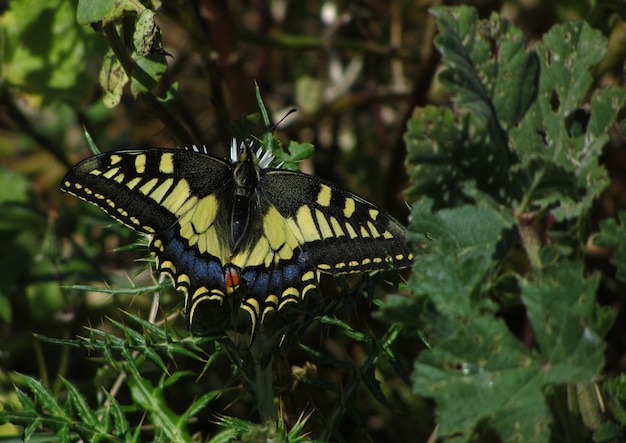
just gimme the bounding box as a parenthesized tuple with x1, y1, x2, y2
(126, 374, 191, 443)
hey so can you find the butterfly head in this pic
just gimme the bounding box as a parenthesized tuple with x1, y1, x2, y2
(230, 139, 276, 170)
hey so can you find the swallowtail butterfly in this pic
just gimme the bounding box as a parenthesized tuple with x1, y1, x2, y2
(61, 141, 413, 335)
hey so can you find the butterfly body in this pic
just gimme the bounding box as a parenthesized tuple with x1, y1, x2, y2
(61, 142, 413, 334)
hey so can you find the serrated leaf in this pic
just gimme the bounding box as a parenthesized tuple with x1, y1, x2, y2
(21, 375, 65, 418)
(384, 200, 513, 330)
(520, 263, 605, 377)
(407, 199, 515, 260)
(432, 6, 539, 130)
(181, 389, 222, 424)
(379, 325, 411, 384)
(126, 375, 190, 443)
(208, 428, 244, 443)
(63, 379, 97, 428)
(593, 211, 626, 283)
(360, 362, 393, 408)
(102, 392, 131, 440)
(418, 6, 542, 204)
(510, 21, 626, 219)
(404, 106, 466, 205)
(412, 261, 605, 442)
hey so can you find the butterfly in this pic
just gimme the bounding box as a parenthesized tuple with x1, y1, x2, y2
(61, 140, 413, 335)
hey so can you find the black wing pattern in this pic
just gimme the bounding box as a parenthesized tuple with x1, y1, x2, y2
(61, 146, 413, 335)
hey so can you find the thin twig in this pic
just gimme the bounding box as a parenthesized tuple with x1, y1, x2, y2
(238, 29, 421, 63)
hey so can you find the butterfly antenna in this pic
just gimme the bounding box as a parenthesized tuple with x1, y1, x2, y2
(268, 108, 297, 133)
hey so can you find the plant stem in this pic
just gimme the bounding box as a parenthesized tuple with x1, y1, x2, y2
(102, 22, 194, 147)
(249, 332, 278, 423)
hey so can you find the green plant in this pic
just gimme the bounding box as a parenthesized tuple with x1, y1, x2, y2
(1, 1, 626, 442)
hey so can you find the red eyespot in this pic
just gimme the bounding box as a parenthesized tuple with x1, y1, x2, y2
(224, 265, 240, 291)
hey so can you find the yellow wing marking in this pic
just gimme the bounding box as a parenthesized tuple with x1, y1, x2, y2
(134, 154, 147, 173)
(343, 198, 355, 218)
(296, 206, 321, 242)
(241, 299, 261, 333)
(103, 167, 120, 179)
(329, 216, 345, 237)
(345, 223, 358, 239)
(110, 154, 123, 166)
(179, 194, 218, 233)
(159, 152, 175, 174)
(264, 206, 290, 250)
(160, 179, 191, 214)
(316, 184, 332, 206)
(261, 294, 279, 322)
(366, 221, 381, 238)
(235, 237, 270, 268)
(231, 206, 299, 268)
(139, 178, 159, 195)
(126, 177, 142, 190)
(150, 178, 174, 204)
(286, 217, 305, 243)
(177, 194, 225, 258)
(315, 209, 333, 239)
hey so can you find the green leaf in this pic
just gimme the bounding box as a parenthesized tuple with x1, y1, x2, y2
(273, 141, 315, 171)
(594, 211, 626, 283)
(63, 379, 97, 428)
(1, 0, 107, 106)
(20, 376, 65, 418)
(417, 6, 542, 204)
(76, 0, 144, 25)
(432, 6, 539, 131)
(99, 50, 128, 108)
(410, 260, 605, 442)
(403, 106, 465, 205)
(407, 199, 516, 260)
(510, 21, 626, 219)
(407, 7, 626, 224)
(129, 53, 167, 97)
(126, 374, 191, 443)
(383, 200, 514, 330)
(102, 392, 132, 441)
(133, 10, 159, 56)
